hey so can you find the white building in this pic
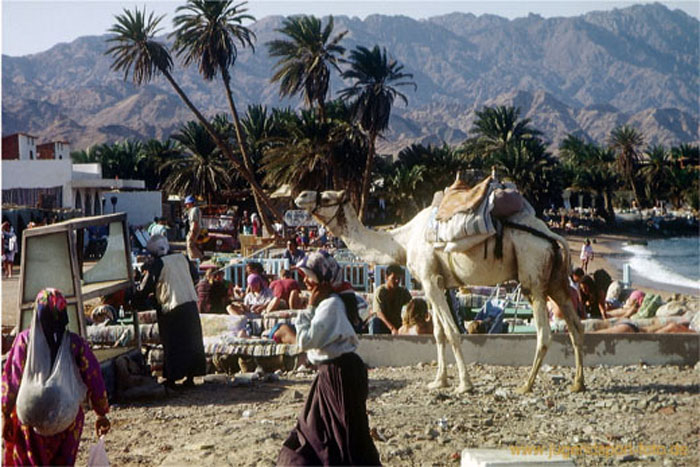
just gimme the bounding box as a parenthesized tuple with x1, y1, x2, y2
(2, 135, 160, 225)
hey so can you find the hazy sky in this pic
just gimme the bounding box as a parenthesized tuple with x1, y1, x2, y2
(2, 1, 698, 57)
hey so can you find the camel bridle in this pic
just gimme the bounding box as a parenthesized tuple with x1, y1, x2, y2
(311, 191, 347, 229)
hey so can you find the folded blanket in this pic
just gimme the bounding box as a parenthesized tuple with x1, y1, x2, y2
(436, 176, 492, 221)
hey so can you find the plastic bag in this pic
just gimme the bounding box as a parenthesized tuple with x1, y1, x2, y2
(88, 436, 110, 467)
(15, 312, 87, 436)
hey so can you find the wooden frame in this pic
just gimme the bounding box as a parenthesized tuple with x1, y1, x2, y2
(17, 213, 137, 349)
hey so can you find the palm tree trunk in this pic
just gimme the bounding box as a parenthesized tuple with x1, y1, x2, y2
(318, 98, 326, 122)
(358, 131, 377, 223)
(222, 77, 278, 235)
(628, 174, 643, 209)
(161, 70, 278, 232)
(603, 190, 615, 225)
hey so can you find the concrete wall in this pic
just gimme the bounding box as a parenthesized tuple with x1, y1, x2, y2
(2, 159, 73, 206)
(72, 163, 103, 179)
(103, 191, 162, 226)
(356, 334, 699, 367)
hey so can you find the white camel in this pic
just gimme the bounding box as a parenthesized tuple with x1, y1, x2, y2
(295, 189, 585, 394)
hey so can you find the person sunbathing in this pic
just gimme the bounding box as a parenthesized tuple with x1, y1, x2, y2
(605, 290, 645, 319)
(593, 320, 694, 334)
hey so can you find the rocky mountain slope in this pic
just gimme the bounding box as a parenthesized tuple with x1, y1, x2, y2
(2, 3, 698, 153)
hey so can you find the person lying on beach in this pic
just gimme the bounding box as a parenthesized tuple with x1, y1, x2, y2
(398, 298, 433, 335)
(605, 290, 645, 319)
(548, 284, 585, 321)
(592, 320, 694, 334)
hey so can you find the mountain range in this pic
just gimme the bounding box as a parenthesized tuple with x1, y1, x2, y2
(2, 2, 698, 154)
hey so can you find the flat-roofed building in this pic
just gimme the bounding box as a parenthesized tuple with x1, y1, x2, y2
(2, 133, 38, 160)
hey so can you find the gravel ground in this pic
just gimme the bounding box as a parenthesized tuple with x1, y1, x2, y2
(75, 362, 699, 466)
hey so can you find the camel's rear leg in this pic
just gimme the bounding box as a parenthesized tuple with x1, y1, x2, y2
(424, 280, 473, 393)
(550, 287, 586, 392)
(516, 295, 551, 394)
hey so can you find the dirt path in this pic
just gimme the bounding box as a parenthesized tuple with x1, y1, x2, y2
(76, 363, 698, 466)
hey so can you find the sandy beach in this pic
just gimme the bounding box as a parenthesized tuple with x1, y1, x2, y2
(565, 233, 698, 298)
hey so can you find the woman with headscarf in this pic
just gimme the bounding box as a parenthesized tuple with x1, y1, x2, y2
(242, 273, 275, 314)
(2, 288, 110, 466)
(135, 235, 206, 389)
(277, 252, 380, 466)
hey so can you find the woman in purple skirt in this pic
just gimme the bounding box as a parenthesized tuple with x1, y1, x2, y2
(278, 252, 380, 466)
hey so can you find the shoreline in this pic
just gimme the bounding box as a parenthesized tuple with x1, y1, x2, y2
(565, 233, 699, 298)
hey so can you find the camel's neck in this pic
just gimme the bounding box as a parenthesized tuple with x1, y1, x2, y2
(327, 205, 405, 265)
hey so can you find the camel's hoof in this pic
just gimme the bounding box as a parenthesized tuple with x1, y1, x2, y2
(569, 382, 586, 393)
(455, 383, 474, 394)
(515, 384, 532, 394)
(428, 379, 448, 390)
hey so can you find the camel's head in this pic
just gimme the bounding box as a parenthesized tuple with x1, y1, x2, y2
(295, 190, 349, 228)
(295, 190, 347, 212)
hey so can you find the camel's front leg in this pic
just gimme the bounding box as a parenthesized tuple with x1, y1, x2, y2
(516, 295, 551, 394)
(425, 281, 472, 393)
(428, 312, 448, 389)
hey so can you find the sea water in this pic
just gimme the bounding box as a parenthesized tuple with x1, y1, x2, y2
(621, 237, 700, 292)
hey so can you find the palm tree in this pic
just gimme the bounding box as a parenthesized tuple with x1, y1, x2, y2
(70, 146, 100, 163)
(339, 45, 416, 221)
(94, 140, 144, 180)
(106, 7, 274, 226)
(171, 1, 278, 232)
(609, 125, 644, 208)
(559, 135, 618, 224)
(640, 145, 672, 206)
(138, 139, 181, 190)
(489, 138, 562, 216)
(261, 108, 346, 192)
(395, 143, 471, 207)
(161, 121, 233, 205)
(471, 106, 541, 157)
(260, 103, 366, 198)
(383, 164, 426, 221)
(267, 15, 347, 120)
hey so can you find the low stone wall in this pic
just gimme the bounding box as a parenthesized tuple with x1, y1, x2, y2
(356, 334, 699, 367)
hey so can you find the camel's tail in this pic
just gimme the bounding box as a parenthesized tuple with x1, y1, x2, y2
(502, 220, 571, 283)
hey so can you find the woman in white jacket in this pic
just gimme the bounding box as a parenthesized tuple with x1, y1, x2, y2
(278, 252, 380, 466)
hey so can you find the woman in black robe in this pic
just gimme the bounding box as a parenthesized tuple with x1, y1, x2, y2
(278, 252, 380, 466)
(136, 235, 206, 389)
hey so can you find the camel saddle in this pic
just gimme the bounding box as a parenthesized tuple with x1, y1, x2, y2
(436, 175, 493, 221)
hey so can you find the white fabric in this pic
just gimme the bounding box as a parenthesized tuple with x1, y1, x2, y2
(243, 287, 275, 308)
(156, 254, 197, 313)
(580, 244, 593, 260)
(294, 295, 358, 364)
(146, 235, 169, 257)
(88, 436, 110, 467)
(16, 313, 87, 436)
